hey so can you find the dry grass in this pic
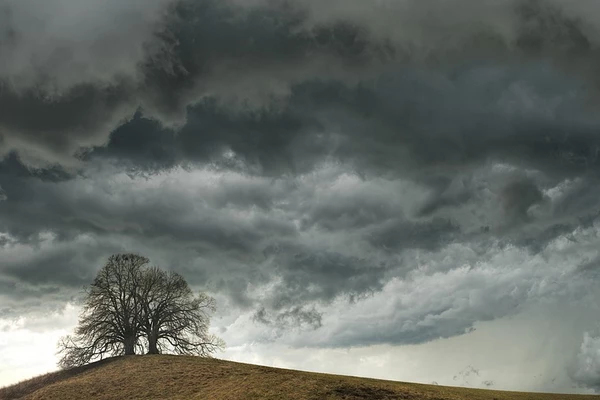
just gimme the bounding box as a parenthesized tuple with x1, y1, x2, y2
(0, 355, 598, 400)
(0, 358, 121, 400)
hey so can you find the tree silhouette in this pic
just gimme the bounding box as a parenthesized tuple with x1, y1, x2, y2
(139, 267, 223, 355)
(57, 254, 223, 368)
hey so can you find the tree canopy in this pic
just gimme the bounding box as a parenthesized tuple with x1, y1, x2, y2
(58, 254, 224, 369)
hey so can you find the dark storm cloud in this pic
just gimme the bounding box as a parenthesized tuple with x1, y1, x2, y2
(4, 0, 600, 172)
(253, 306, 322, 330)
(323, 68, 600, 179)
(499, 177, 544, 222)
(0, 152, 73, 182)
(85, 113, 179, 172)
(416, 176, 474, 218)
(5, 0, 600, 361)
(0, 163, 296, 250)
(89, 61, 600, 183)
(0, 0, 175, 166)
(1, 153, 598, 339)
(84, 0, 600, 180)
(367, 217, 459, 251)
(139, 0, 387, 119)
(0, 163, 431, 307)
(0, 233, 121, 316)
(515, 0, 592, 57)
(0, 82, 135, 166)
(262, 243, 392, 307)
(0, 232, 175, 296)
(0, 0, 388, 168)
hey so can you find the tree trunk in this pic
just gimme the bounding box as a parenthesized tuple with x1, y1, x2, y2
(147, 330, 159, 354)
(124, 336, 136, 355)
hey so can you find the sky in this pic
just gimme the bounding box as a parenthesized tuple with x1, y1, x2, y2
(2, 0, 600, 394)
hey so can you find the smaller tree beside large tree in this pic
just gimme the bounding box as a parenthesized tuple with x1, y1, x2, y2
(139, 267, 223, 356)
(58, 254, 223, 369)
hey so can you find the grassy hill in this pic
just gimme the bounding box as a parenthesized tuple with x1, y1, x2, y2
(1, 355, 598, 400)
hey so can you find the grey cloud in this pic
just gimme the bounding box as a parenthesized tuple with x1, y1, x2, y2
(552, 178, 600, 218)
(0, 162, 469, 319)
(88, 60, 600, 184)
(5, 0, 600, 373)
(0, 83, 136, 167)
(366, 217, 459, 252)
(0, 0, 174, 90)
(571, 333, 600, 392)
(417, 176, 474, 217)
(84, 113, 179, 172)
(515, 0, 592, 58)
(576, 256, 600, 274)
(512, 222, 576, 253)
(2, 155, 599, 321)
(329, 67, 600, 179)
(499, 177, 544, 222)
(0, 152, 73, 183)
(265, 245, 392, 308)
(253, 306, 322, 330)
(5, 0, 600, 172)
(1, 237, 112, 288)
(0, 0, 389, 168)
(0, 231, 135, 317)
(0, 0, 175, 167)
(0, 167, 297, 253)
(278, 234, 598, 348)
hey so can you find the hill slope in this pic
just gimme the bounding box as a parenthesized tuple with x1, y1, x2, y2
(1, 355, 598, 400)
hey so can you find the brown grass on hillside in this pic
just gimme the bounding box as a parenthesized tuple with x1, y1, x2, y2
(0, 355, 599, 400)
(0, 357, 120, 400)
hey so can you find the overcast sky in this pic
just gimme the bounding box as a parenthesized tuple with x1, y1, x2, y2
(2, 0, 600, 394)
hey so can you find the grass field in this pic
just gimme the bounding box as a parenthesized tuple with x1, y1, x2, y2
(1, 355, 598, 400)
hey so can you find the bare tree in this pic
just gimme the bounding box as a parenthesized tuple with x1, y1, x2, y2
(139, 267, 224, 355)
(58, 253, 223, 369)
(58, 254, 148, 368)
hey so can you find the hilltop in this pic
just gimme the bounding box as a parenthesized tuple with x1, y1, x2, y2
(0, 355, 598, 400)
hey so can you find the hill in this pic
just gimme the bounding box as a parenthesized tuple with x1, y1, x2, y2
(0, 355, 598, 400)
